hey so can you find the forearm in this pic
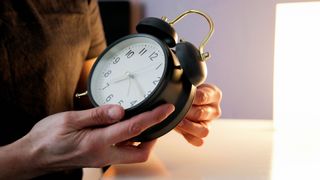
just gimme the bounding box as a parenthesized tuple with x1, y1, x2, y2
(0, 135, 42, 179)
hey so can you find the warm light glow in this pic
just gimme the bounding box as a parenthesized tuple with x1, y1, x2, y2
(272, 2, 320, 180)
(273, 2, 320, 131)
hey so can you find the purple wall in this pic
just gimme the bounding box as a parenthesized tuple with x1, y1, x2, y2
(136, 0, 278, 119)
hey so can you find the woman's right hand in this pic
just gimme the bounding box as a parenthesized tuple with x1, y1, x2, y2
(21, 104, 174, 176)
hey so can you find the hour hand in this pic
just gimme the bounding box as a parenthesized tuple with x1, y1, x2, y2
(108, 72, 130, 84)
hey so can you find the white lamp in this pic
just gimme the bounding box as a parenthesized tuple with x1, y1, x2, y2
(272, 2, 320, 179)
(273, 1, 320, 131)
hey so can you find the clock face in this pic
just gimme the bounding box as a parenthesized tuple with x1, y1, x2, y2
(89, 35, 166, 110)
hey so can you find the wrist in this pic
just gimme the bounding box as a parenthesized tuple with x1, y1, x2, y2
(0, 134, 44, 179)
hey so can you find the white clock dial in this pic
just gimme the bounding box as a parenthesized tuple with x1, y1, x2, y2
(89, 36, 166, 109)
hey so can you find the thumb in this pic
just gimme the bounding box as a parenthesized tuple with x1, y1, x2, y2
(70, 104, 125, 129)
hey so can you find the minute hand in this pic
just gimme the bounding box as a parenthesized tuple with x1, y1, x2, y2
(108, 72, 130, 84)
(131, 64, 161, 75)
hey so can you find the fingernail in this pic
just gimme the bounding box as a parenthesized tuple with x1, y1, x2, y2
(108, 106, 122, 120)
(167, 104, 175, 114)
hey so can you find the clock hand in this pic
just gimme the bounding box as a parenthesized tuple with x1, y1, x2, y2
(127, 75, 132, 97)
(108, 72, 130, 84)
(131, 75, 145, 98)
(131, 63, 161, 76)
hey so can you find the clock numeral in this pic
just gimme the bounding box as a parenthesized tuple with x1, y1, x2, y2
(130, 100, 137, 107)
(102, 83, 110, 90)
(125, 50, 134, 58)
(149, 51, 158, 61)
(144, 90, 152, 98)
(118, 100, 124, 106)
(103, 70, 112, 78)
(139, 48, 147, 56)
(155, 63, 163, 70)
(106, 94, 114, 103)
(153, 77, 161, 85)
(113, 57, 120, 64)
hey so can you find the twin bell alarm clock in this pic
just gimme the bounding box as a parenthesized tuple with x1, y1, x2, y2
(76, 10, 215, 141)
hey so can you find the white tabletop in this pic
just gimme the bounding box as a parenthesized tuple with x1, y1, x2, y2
(153, 119, 274, 180)
(83, 119, 320, 180)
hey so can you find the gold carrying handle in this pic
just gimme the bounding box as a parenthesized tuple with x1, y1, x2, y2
(161, 10, 215, 61)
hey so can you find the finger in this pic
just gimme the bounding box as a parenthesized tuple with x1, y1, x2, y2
(181, 133, 204, 147)
(68, 104, 125, 129)
(176, 119, 209, 138)
(186, 104, 221, 121)
(193, 84, 222, 105)
(111, 140, 157, 164)
(104, 104, 175, 144)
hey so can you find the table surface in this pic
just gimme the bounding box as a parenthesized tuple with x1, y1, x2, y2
(83, 119, 320, 180)
(152, 119, 274, 180)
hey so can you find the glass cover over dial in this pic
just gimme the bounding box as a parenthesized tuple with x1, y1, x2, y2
(89, 36, 166, 110)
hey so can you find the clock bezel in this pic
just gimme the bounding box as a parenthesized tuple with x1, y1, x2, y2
(87, 33, 173, 113)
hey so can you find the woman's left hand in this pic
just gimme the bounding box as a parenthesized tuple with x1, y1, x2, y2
(175, 83, 222, 146)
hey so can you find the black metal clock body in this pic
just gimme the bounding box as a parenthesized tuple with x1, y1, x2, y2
(87, 34, 196, 141)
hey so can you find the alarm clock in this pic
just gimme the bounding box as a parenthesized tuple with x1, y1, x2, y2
(76, 10, 214, 142)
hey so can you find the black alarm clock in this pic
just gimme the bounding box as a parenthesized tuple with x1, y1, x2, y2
(76, 10, 214, 142)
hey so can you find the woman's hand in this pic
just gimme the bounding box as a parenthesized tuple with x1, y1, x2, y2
(0, 104, 174, 179)
(175, 84, 222, 146)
